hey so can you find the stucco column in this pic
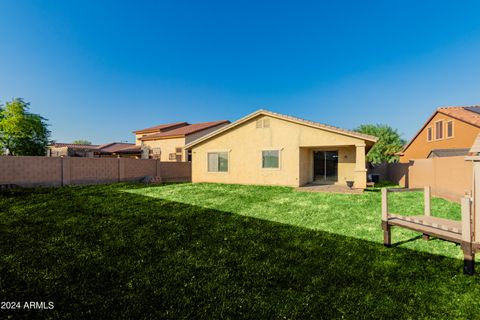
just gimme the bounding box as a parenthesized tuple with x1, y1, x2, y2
(354, 143, 367, 189)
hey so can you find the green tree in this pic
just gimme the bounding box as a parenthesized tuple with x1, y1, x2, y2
(354, 124, 406, 164)
(0, 98, 51, 156)
(73, 140, 92, 145)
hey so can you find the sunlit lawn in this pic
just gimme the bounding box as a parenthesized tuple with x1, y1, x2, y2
(1, 182, 479, 319)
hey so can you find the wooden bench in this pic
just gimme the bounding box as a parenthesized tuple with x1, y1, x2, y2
(381, 187, 476, 275)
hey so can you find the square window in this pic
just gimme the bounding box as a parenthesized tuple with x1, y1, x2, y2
(208, 152, 228, 172)
(175, 147, 182, 154)
(262, 150, 279, 168)
(169, 153, 176, 160)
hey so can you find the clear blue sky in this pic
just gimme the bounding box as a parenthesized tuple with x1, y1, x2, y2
(1, 1, 480, 144)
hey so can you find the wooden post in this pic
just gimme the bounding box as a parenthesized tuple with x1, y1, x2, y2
(461, 196, 474, 275)
(424, 186, 431, 216)
(423, 186, 431, 240)
(381, 188, 391, 247)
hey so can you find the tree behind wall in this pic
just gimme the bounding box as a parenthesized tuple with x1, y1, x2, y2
(0, 98, 51, 156)
(354, 124, 406, 164)
(73, 140, 92, 145)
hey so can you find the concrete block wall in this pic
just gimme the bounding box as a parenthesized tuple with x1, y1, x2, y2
(0, 156, 191, 187)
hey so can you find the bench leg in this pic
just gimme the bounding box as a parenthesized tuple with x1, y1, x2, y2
(383, 223, 391, 247)
(462, 242, 475, 275)
(422, 233, 430, 241)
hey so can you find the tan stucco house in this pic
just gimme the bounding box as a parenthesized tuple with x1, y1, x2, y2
(185, 110, 377, 188)
(400, 106, 480, 163)
(134, 120, 230, 161)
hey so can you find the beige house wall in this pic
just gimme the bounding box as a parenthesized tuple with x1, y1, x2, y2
(190, 115, 370, 187)
(142, 137, 186, 161)
(138, 124, 229, 161)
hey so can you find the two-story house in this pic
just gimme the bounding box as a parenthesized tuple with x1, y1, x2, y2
(134, 120, 230, 161)
(400, 106, 480, 163)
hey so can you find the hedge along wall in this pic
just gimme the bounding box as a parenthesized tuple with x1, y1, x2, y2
(0, 156, 191, 187)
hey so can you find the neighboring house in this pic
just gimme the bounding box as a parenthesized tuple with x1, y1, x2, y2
(47, 143, 99, 157)
(134, 120, 230, 161)
(95, 142, 142, 158)
(184, 110, 377, 189)
(400, 106, 480, 163)
(48, 142, 142, 158)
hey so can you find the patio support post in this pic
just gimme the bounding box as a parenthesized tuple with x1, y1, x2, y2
(353, 143, 367, 189)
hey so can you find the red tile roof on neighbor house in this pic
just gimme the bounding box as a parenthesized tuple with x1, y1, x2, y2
(437, 106, 480, 127)
(140, 120, 230, 140)
(50, 142, 141, 154)
(50, 143, 99, 149)
(133, 122, 189, 134)
(96, 142, 141, 154)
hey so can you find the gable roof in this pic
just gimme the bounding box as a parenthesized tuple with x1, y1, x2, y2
(133, 122, 189, 134)
(140, 120, 230, 141)
(97, 142, 139, 153)
(402, 106, 480, 153)
(184, 109, 377, 149)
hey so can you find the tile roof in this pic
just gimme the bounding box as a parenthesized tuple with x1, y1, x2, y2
(140, 120, 230, 140)
(259, 109, 378, 141)
(50, 143, 99, 149)
(133, 122, 189, 134)
(97, 142, 139, 153)
(401, 105, 480, 153)
(185, 109, 377, 149)
(437, 106, 480, 127)
(50, 142, 141, 154)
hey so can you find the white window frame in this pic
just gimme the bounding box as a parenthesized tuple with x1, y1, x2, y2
(207, 150, 230, 173)
(446, 120, 454, 139)
(434, 120, 444, 140)
(260, 148, 282, 170)
(426, 126, 433, 142)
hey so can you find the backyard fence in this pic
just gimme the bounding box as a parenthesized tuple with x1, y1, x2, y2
(370, 156, 472, 202)
(0, 156, 191, 187)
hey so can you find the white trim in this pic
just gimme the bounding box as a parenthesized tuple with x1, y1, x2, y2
(426, 126, 433, 142)
(434, 119, 444, 140)
(446, 120, 454, 139)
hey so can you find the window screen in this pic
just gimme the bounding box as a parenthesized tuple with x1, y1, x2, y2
(208, 152, 228, 172)
(262, 150, 279, 168)
(447, 121, 453, 138)
(427, 127, 432, 141)
(435, 121, 443, 140)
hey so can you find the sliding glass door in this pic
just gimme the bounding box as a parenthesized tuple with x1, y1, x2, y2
(313, 151, 338, 183)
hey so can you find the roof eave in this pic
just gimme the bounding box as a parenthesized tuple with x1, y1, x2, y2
(185, 110, 378, 149)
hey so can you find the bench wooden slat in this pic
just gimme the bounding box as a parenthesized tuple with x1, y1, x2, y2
(387, 218, 463, 243)
(388, 214, 462, 234)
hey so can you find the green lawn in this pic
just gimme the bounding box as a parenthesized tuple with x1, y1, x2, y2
(1, 182, 479, 319)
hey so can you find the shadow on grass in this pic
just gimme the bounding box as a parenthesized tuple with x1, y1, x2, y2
(391, 235, 424, 247)
(0, 184, 479, 319)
